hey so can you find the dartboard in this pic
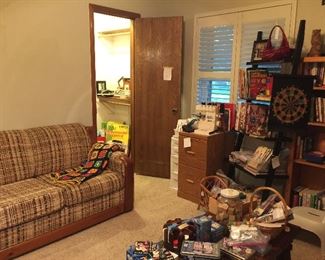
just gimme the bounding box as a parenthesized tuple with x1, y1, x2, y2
(272, 85, 308, 124)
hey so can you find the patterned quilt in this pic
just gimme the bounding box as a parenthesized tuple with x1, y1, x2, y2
(51, 143, 122, 184)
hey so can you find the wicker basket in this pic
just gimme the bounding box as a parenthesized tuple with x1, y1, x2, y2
(198, 175, 228, 211)
(249, 186, 290, 238)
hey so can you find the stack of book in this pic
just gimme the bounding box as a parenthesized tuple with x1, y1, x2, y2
(292, 186, 325, 210)
(238, 69, 273, 101)
(245, 146, 273, 174)
(295, 136, 313, 159)
(310, 97, 325, 123)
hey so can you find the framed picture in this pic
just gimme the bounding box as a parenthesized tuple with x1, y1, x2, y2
(96, 81, 106, 94)
(251, 40, 268, 62)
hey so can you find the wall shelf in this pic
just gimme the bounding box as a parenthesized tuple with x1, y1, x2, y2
(97, 96, 130, 106)
(313, 87, 325, 90)
(303, 56, 325, 63)
(308, 122, 325, 127)
(230, 162, 288, 179)
(294, 159, 325, 169)
(98, 29, 130, 37)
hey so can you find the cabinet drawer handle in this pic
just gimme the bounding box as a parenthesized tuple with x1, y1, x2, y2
(186, 179, 194, 184)
(186, 150, 195, 155)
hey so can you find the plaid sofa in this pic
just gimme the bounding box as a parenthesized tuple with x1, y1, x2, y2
(0, 123, 133, 259)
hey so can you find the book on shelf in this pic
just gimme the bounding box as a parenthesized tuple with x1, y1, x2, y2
(235, 102, 248, 132)
(292, 186, 325, 210)
(234, 102, 269, 137)
(295, 136, 313, 159)
(245, 104, 269, 137)
(310, 97, 325, 123)
(224, 103, 236, 131)
(238, 69, 272, 101)
(238, 68, 248, 99)
(246, 69, 268, 100)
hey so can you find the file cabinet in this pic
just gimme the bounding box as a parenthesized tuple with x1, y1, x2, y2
(177, 132, 225, 203)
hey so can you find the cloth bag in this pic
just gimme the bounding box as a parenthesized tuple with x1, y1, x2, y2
(261, 25, 293, 61)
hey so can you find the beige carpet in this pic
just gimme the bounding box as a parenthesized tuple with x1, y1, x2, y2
(17, 175, 322, 260)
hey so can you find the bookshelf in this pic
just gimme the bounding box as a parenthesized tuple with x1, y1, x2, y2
(288, 56, 325, 210)
(303, 56, 325, 88)
(229, 60, 293, 200)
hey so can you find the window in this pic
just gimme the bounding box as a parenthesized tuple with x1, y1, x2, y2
(239, 19, 286, 69)
(195, 13, 237, 105)
(197, 79, 231, 104)
(192, 1, 296, 108)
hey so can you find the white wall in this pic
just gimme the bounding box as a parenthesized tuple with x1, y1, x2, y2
(95, 34, 130, 90)
(0, 0, 324, 130)
(0, 1, 92, 130)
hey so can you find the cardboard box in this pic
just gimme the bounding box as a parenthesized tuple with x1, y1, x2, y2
(106, 121, 129, 153)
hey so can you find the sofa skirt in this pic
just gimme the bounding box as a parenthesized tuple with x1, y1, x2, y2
(0, 189, 124, 250)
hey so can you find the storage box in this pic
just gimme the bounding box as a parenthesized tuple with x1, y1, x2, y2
(106, 121, 129, 145)
(208, 193, 259, 221)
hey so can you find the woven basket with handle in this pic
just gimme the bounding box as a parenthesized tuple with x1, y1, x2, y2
(198, 175, 228, 210)
(249, 186, 290, 238)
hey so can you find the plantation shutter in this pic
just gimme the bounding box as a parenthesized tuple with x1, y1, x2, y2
(195, 14, 237, 104)
(239, 19, 286, 69)
(199, 25, 233, 72)
(193, 3, 294, 105)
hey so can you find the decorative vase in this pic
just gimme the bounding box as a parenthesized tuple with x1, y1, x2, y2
(307, 29, 321, 57)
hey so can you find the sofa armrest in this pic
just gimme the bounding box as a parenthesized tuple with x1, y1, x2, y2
(109, 151, 134, 212)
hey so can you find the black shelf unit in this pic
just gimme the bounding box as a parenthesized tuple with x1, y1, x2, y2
(246, 59, 292, 66)
(230, 55, 293, 199)
(228, 131, 289, 200)
(229, 161, 289, 179)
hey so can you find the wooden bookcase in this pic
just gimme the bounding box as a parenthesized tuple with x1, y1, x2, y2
(287, 56, 325, 208)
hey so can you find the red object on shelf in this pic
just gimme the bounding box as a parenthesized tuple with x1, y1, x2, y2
(96, 136, 106, 143)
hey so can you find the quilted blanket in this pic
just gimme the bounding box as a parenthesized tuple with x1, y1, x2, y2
(51, 143, 121, 184)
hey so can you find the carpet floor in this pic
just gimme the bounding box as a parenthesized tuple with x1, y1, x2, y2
(17, 175, 322, 260)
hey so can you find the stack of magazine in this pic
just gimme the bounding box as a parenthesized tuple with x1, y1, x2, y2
(180, 240, 220, 259)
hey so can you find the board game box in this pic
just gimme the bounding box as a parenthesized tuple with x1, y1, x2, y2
(180, 240, 220, 259)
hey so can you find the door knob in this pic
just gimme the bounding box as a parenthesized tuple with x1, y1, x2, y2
(172, 108, 178, 113)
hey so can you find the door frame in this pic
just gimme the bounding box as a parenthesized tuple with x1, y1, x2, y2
(88, 4, 140, 152)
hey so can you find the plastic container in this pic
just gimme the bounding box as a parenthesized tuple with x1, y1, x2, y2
(218, 188, 243, 223)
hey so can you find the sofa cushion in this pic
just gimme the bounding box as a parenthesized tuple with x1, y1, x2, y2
(0, 178, 65, 230)
(38, 169, 124, 206)
(26, 123, 91, 177)
(0, 130, 35, 185)
(0, 123, 91, 185)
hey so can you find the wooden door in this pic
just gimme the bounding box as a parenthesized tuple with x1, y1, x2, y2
(134, 17, 182, 178)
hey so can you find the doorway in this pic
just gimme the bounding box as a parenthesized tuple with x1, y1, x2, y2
(89, 4, 139, 152)
(89, 4, 183, 179)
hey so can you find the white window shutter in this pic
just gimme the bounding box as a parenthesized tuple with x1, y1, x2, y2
(199, 25, 234, 72)
(196, 24, 234, 103)
(239, 19, 286, 69)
